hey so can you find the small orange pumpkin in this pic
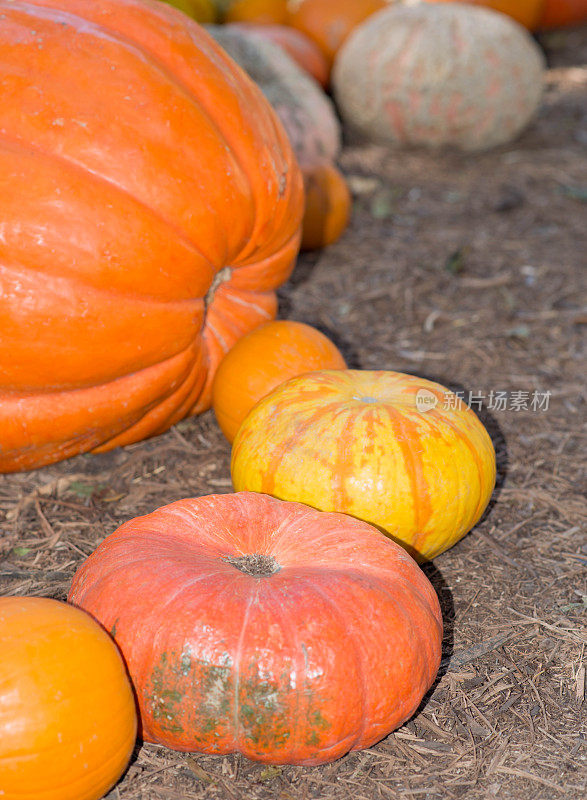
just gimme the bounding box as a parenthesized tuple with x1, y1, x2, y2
(0, 597, 137, 800)
(212, 319, 346, 441)
(538, 0, 587, 28)
(286, 0, 388, 64)
(224, 0, 289, 23)
(163, 0, 218, 22)
(301, 162, 352, 251)
(231, 369, 497, 561)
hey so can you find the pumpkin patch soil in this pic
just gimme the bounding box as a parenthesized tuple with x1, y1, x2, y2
(1, 27, 585, 800)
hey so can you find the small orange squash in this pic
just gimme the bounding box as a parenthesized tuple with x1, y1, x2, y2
(212, 319, 346, 441)
(231, 370, 497, 560)
(69, 492, 443, 764)
(286, 0, 388, 65)
(224, 0, 289, 23)
(163, 0, 217, 22)
(0, 597, 137, 800)
(301, 162, 352, 251)
(538, 0, 587, 28)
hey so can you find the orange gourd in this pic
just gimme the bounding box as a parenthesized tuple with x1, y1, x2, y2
(212, 320, 346, 441)
(538, 0, 587, 28)
(0, 597, 137, 800)
(69, 492, 443, 764)
(224, 0, 289, 23)
(422, 0, 545, 29)
(227, 23, 330, 86)
(301, 162, 352, 251)
(286, 0, 388, 64)
(0, 0, 303, 473)
(232, 370, 497, 560)
(163, 0, 217, 22)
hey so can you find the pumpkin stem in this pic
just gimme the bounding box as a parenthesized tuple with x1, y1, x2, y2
(205, 266, 232, 308)
(224, 553, 281, 577)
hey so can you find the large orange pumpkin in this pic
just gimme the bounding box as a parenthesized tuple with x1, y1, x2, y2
(0, 0, 303, 473)
(212, 320, 346, 441)
(231, 370, 496, 560)
(0, 597, 137, 800)
(538, 0, 587, 28)
(286, 0, 388, 64)
(422, 0, 545, 29)
(301, 162, 352, 251)
(69, 492, 442, 764)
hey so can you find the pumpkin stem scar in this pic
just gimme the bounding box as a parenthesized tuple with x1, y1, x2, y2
(205, 266, 233, 308)
(223, 553, 281, 577)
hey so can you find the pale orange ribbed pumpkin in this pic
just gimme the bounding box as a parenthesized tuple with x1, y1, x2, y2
(332, 3, 546, 152)
(69, 492, 442, 764)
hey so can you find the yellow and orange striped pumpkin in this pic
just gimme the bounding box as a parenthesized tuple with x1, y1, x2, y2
(231, 370, 496, 560)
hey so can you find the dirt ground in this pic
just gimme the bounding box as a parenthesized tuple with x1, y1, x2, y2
(1, 25, 585, 800)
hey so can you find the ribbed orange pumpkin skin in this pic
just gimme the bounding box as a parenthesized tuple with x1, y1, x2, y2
(0, 597, 137, 800)
(68, 492, 442, 765)
(0, 0, 303, 473)
(301, 163, 352, 251)
(286, 0, 388, 64)
(231, 371, 496, 560)
(539, 0, 587, 28)
(423, 0, 545, 29)
(212, 320, 346, 441)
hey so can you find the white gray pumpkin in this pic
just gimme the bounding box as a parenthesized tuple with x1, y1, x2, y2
(207, 25, 341, 165)
(332, 2, 546, 152)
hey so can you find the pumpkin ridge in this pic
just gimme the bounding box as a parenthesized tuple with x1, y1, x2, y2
(304, 569, 440, 750)
(428, 408, 495, 527)
(47, 6, 293, 264)
(138, 570, 242, 744)
(0, 343, 203, 470)
(296, 574, 365, 752)
(232, 586, 257, 752)
(0, 3, 271, 267)
(0, 278, 202, 392)
(0, 129, 217, 273)
(253, 581, 307, 761)
(0, 258, 206, 321)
